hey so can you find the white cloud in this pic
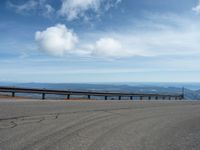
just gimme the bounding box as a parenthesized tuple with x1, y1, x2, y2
(34, 25, 141, 58)
(87, 14, 200, 58)
(77, 37, 147, 58)
(120, 15, 200, 57)
(35, 14, 200, 58)
(7, 0, 121, 21)
(34, 25, 143, 58)
(35, 24, 78, 56)
(7, 0, 38, 13)
(59, 0, 100, 20)
(7, 0, 54, 17)
(192, 0, 200, 14)
(104, 0, 121, 11)
(59, 0, 122, 21)
(91, 37, 134, 58)
(43, 4, 55, 17)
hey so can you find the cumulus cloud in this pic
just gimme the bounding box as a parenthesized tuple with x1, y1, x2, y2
(85, 14, 200, 58)
(77, 37, 145, 58)
(34, 25, 139, 58)
(91, 37, 133, 58)
(59, 0, 122, 21)
(35, 24, 78, 56)
(35, 14, 200, 58)
(192, 0, 200, 14)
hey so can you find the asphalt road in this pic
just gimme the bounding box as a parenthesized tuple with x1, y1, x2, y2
(0, 99, 200, 150)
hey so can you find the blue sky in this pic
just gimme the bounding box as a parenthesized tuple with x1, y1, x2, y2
(1, 0, 200, 83)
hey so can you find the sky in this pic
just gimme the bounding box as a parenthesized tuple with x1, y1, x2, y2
(1, 0, 200, 83)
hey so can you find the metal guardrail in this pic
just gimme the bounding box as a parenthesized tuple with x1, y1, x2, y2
(0, 86, 184, 100)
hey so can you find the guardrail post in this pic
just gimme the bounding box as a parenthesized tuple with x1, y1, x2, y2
(163, 96, 165, 100)
(169, 97, 171, 100)
(182, 94, 184, 100)
(155, 96, 158, 100)
(42, 93, 45, 100)
(105, 96, 108, 100)
(130, 96, 133, 100)
(119, 96, 121, 100)
(140, 96, 143, 100)
(88, 95, 91, 99)
(67, 94, 70, 99)
(148, 96, 151, 100)
(12, 92, 15, 97)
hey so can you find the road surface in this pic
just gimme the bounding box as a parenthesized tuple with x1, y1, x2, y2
(0, 99, 200, 150)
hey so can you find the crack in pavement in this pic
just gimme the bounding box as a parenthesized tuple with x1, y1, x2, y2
(0, 114, 59, 129)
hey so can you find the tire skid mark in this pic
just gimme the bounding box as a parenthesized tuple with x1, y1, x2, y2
(0, 116, 28, 121)
(20, 112, 113, 150)
(0, 112, 96, 148)
(0, 101, 198, 122)
(87, 113, 170, 150)
(0, 102, 186, 129)
(43, 115, 117, 150)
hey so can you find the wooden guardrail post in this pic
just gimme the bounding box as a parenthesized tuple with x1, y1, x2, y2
(118, 96, 121, 100)
(130, 96, 133, 100)
(105, 96, 108, 100)
(140, 96, 143, 100)
(88, 95, 91, 99)
(12, 92, 15, 97)
(148, 96, 151, 100)
(42, 93, 45, 100)
(182, 94, 184, 100)
(67, 94, 70, 99)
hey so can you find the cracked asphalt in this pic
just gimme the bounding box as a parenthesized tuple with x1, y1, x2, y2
(0, 99, 200, 150)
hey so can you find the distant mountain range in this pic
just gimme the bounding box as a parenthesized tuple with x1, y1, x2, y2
(1, 82, 200, 100)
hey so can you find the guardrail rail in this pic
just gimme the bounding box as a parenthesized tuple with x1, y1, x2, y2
(0, 86, 184, 100)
